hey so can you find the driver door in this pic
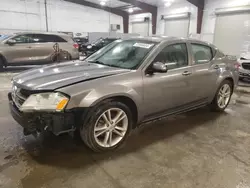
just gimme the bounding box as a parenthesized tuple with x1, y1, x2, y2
(4, 34, 34, 64)
(142, 42, 194, 119)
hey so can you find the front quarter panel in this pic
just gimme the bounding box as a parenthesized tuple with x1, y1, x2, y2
(57, 71, 144, 117)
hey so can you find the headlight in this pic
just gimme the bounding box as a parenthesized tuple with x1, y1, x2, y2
(20, 92, 69, 112)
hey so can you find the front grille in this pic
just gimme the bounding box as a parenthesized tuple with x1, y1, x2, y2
(242, 63, 250, 70)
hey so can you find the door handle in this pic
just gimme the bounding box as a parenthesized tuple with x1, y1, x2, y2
(213, 65, 220, 69)
(26, 46, 32, 48)
(182, 71, 192, 76)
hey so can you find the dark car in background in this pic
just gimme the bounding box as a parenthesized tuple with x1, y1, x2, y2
(81, 37, 118, 56)
(74, 37, 88, 52)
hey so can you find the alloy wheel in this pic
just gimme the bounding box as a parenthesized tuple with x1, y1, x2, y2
(94, 108, 128, 148)
(217, 83, 231, 109)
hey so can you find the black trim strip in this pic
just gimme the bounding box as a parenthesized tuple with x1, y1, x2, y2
(142, 98, 208, 123)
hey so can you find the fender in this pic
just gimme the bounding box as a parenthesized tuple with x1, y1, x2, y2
(208, 69, 235, 103)
(79, 84, 142, 109)
(216, 70, 235, 89)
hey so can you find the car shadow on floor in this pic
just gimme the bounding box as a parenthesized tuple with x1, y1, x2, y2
(19, 107, 224, 170)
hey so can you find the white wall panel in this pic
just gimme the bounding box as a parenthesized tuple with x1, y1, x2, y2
(157, 1, 197, 36)
(202, 0, 250, 55)
(129, 13, 152, 36)
(214, 12, 250, 56)
(202, 0, 250, 36)
(0, 0, 123, 34)
(164, 18, 190, 37)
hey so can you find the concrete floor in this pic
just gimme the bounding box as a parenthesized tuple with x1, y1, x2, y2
(1, 68, 250, 188)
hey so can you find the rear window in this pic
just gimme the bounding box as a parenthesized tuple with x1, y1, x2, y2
(191, 43, 213, 64)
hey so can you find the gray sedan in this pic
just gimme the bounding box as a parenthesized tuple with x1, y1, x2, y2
(9, 36, 239, 152)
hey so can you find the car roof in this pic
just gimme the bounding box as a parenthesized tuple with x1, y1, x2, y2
(127, 35, 214, 46)
(15, 31, 70, 37)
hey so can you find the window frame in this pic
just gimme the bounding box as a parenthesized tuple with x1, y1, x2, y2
(190, 42, 214, 65)
(27, 34, 67, 43)
(145, 42, 190, 73)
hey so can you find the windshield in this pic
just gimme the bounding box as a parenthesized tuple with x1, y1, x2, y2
(87, 39, 156, 69)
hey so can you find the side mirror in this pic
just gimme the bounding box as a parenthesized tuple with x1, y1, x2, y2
(7, 39, 16, 45)
(151, 62, 168, 73)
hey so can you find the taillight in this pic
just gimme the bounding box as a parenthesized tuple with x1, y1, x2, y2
(234, 62, 241, 70)
(73, 43, 79, 49)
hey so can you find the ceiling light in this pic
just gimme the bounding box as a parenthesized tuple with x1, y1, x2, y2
(128, 8, 134, 13)
(100, 1, 106, 6)
(165, 2, 171, 7)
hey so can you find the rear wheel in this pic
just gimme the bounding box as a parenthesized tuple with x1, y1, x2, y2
(80, 101, 132, 152)
(210, 80, 233, 111)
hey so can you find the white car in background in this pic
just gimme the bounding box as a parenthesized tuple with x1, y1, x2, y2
(238, 52, 250, 81)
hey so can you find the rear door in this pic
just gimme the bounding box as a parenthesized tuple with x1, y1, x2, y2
(188, 42, 218, 101)
(28, 34, 65, 63)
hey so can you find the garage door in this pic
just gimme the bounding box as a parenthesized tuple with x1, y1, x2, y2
(132, 22, 149, 36)
(214, 12, 250, 56)
(164, 18, 190, 37)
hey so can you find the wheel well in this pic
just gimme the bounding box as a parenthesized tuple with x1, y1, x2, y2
(224, 77, 234, 90)
(0, 54, 7, 66)
(106, 96, 138, 128)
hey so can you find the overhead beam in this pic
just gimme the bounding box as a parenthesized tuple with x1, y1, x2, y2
(64, 0, 129, 33)
(186, 0, 204, 9)
(187, 0, 205, 34)
(119, 0, 158, 35)
(130, 10, 148, 15)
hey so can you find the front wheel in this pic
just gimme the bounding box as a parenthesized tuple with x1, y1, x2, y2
(210, 80, 233, 111)
(0, 58, 4, 71)
(80, 101, 132, 152)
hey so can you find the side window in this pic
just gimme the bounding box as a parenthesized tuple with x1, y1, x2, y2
(30, 34, 46, 43)
(191, 43, 213, 64)
(30, 34, 66, 43)
(12, 35, 31, 44)
(153, 43, 188, 70)
(44, 35, 67, 42)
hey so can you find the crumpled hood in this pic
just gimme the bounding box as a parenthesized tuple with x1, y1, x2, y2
(12, 61, 130, 90)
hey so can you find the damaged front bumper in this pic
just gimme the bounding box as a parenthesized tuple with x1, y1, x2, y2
(8, 92, 78, 136)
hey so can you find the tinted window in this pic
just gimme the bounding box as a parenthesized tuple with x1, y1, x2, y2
(12, 35, 32, 44)
(30, 34, 66, 43)
(153, 43, 188, 70)
(191, 44, 213, 64)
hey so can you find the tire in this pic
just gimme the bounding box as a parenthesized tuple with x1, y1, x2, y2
(80, 100, 133, 152)
(210, 80, 233, 112)
(0, 57, 4, 72)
